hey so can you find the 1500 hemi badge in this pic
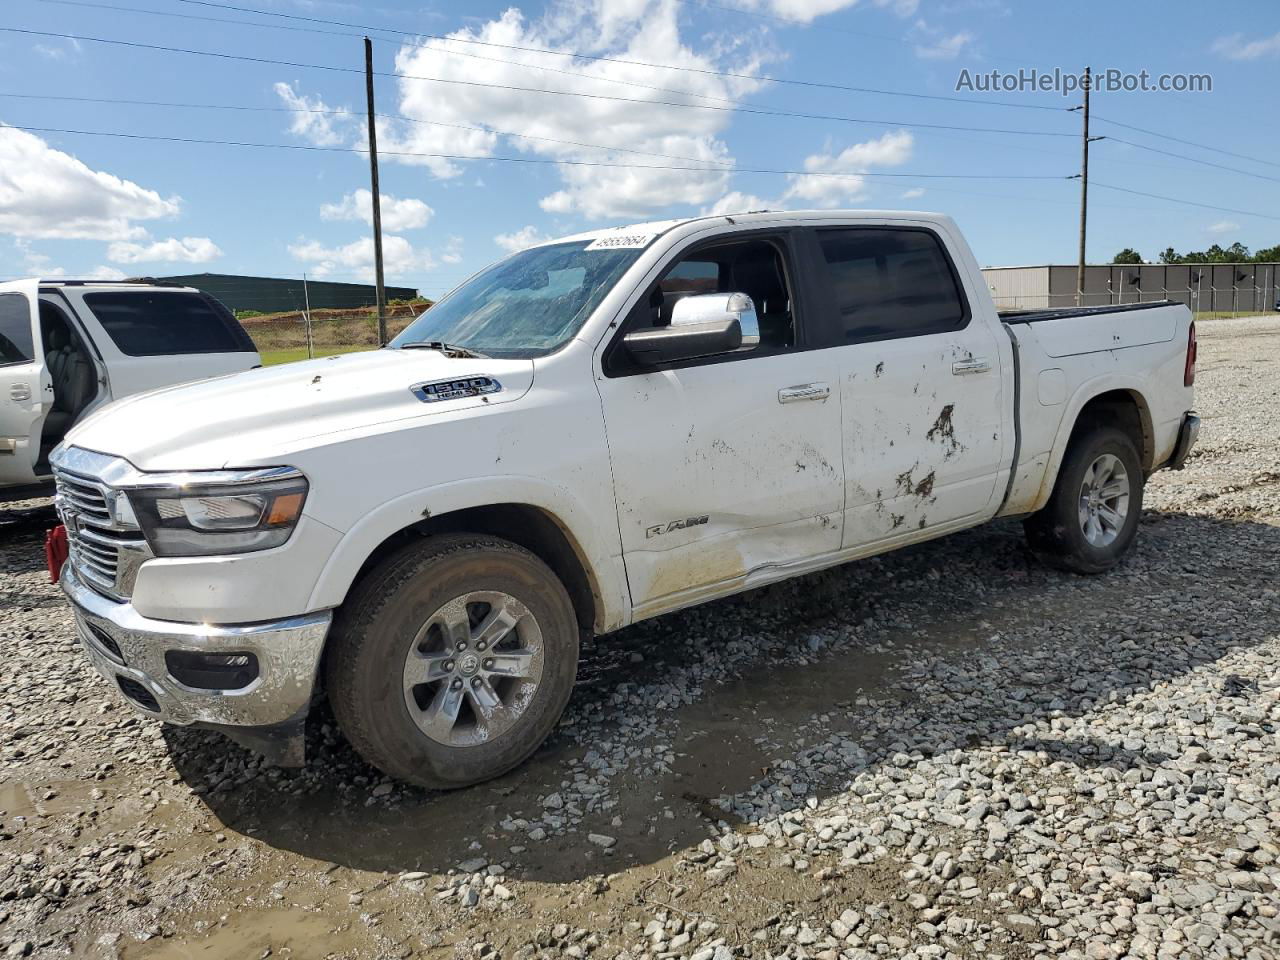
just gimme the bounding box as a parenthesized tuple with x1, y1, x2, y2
(410, 376, 502, 403)
(646, 516, 709, 538)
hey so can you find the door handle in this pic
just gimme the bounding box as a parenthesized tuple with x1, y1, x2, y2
(9, 383, 31, 401)
(951, 358, 991, 376)
(778, 382, 831, 404)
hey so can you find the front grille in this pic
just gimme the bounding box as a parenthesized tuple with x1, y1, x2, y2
(52, 464, 150, 599)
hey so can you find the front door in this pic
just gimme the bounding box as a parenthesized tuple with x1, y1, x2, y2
(595, 231, 844, 616)
(805, 226, 1007, 545)
(0, 281, 48, 486)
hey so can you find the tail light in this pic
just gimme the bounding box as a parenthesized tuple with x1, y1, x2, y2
(1184, 322, 1197, 387)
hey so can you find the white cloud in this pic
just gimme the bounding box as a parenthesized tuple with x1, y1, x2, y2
(273, 82, 355, 147)
(376, 1, 766, 218)
(289, 234, 438, 282)
(740, 0, 917, 24)
(1211, 32, 1280, 61)
(494, 225, 551, 253)
(914, 28, 973, 59)
(901, 187, 926, 198)
(1206, 220, 1240, 236)
(12, 240, 129, 280)
(34, 38, 82, 60)
(701, 191, 771, 216)
(784, 130, 914, 207)
(86, 265, 128, 280)
(441, 235, 464, 264)
(320, 189, 434, 231)
(107, 236, 223, 264)
(0, 126, 180, 241)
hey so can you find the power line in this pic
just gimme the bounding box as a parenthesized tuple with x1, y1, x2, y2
(4, 123, 1071, 180)
(0, 27, 1078, 139)
(32, 0, 1065, 113)
(0, 91, 737, 168)
(1089, 182, 1280, 223)
(1091, 114, 1280, 172)
(1101, 136, 1280, 186)
(32, 0, 745, 109)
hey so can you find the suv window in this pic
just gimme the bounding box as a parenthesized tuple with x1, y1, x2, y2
(81, 291, 255, 356)
(817, 228, 968, 342)
(0, 293, 35, 366)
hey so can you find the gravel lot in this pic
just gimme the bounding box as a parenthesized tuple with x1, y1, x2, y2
(2, 316, 1278, 960)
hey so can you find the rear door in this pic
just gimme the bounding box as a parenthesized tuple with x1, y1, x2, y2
(0, 280, 49, 485)
(61, 288, 259, 395)
(804, 225, 1007, 545)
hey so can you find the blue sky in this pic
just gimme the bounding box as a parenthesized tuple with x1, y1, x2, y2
(1, 0, 1277, 299)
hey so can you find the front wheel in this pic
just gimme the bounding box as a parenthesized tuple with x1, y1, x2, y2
(1024, 425, 1144, 574)
(326, 534, 580, 789)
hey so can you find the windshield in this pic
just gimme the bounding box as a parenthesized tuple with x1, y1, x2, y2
(391, 240, 644, 358)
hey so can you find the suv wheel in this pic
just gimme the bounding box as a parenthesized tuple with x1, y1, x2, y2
(326, 534, 579, 789)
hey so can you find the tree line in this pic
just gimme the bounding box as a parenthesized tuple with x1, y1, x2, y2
(1111, 242, 1280, 265)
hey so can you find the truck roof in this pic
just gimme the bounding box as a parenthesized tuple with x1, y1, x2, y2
(542, 208, 948, 249)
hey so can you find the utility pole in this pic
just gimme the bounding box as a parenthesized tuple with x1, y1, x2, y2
(364, 36, 388, 345)
(303, 272, 314, 359)
(1074, 66, 1092, 307)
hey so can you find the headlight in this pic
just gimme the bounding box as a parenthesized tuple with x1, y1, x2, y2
(126, 468, 309, 557)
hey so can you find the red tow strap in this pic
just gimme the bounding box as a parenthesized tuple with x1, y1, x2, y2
(46, 524, 69, 584)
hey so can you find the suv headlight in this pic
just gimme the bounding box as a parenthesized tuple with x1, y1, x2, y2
(126, 467, 309, 557)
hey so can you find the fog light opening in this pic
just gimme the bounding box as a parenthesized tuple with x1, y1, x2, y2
(165, 651, 260, 691)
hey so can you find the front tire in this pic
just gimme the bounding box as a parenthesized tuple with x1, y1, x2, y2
(326, 534, 579, 789)
(1024, 425, 1144, 574)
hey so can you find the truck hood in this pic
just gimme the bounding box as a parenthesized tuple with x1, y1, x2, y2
(66, 348, 535, 471)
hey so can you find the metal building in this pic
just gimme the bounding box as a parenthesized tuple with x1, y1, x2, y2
(155, 273, 420, 314)
(982, 263, 1280, 313)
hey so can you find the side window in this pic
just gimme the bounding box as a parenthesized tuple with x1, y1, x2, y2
(80, 292, 256, 356)
(656, 259, 719, 325)
(817, 228, 968, 342)
(0, 293, 35, 366)
(623, 237, 795, 348)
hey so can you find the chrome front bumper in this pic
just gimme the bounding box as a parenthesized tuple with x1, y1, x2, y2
(61, 564, 331, 728)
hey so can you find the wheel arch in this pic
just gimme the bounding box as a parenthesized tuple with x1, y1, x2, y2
(1029, 380, 1154, 514)
(308, 479, 628, 635)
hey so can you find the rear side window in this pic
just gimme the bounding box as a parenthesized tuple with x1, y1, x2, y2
(816, 228, 968, 342)
(0, 293, 35, 366)
(81, 291, 255, 356)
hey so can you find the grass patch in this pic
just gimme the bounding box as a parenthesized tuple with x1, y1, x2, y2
(260, 344, 376, 366)
(1194, 310, 1278, 321)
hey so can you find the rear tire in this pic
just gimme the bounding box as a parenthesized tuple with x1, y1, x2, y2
(326, 534, 579, 789)
(1024, 425, 1144, 574)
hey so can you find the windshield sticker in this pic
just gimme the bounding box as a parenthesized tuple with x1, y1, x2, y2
(584, 233, 655, 251)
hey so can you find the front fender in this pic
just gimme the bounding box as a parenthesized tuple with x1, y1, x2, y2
(306, 474, 630, 633)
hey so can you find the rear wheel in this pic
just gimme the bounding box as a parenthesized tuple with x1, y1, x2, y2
(1024, 425, 1144, 574)
(326, 534, 579, 789)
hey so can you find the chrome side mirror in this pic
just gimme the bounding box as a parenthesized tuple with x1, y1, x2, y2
(668, 292, 760, 348)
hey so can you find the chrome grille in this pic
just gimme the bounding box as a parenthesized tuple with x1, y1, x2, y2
(52, 461, 151, 600)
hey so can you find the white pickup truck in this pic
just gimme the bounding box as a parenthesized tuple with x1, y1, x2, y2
(0, 279, 260, 501)
(48, 211, 1199, 787)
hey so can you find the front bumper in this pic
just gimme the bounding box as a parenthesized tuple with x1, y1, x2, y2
(61, 563, 331, 729)
(1168, 411, 1201, 470)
